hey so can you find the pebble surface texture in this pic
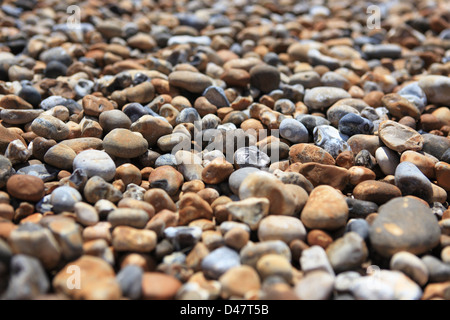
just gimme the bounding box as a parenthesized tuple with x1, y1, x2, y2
(0, 0, 449, 301)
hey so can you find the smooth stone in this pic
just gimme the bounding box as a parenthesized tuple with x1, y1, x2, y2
(378, 120, 423, 153)
(42, 216, 83, 261)
(300, 245, 334, 276)
(8, 222, 61, 270)
(50, 186, 82, 213)
(112, 226, 157, 252)
(255, 254, 293, 283)
(345, 219, 370, 241)
(239, 171, 297, 216)
(397, 82, 427, 112)
(258, 215, 307, 243)
(400, 151, 436, 179)
(74, 202, 99, 226)
(421, 134, 450, 161)
(395, 161, 433, 203)
(116, 265, 143, 300)
(240, 240, 291, 268)
(0, 109, 43, 125)
(59, 138, 103, 154)
(155, 154, 177, 168)
(436, 162, 450, 191)
(31, 115, 70, 141)
(418, 75, 450, 105)
(103, 129, 148, 159)
(346, 198, 379, 219)
(301, 185, 349, 231)
(289, 143, 335, 165)
(363, 44, 402, 59)
(169, 71, 213, 93)
(347, 134, 380, 156)
(273, 170, 314, 194)
(175, 108, 201, 125)
(40, 47, 72, 66)
(338, 113, 374, 136)
(203, 86, 229, 108)
(43, 144, 76, 170)
(224, 197, 269, 231)
(18, 85, 41, 108)
(202, 158, 234, 184)
(249, 64, 280, 93)
(289, 71, 321, 89)
(296, 162, 349, 191)
(99, 110, 131, 133)
(168, 35, 211, 46)
(53, 256, 121, 300)
(141, 272, 182, 300)
(326, 232, 368, 273)
(228, 167, 260, 195)
(164, 226, 202, 251)
(279, 119, 309, 143)
(130, 115, 173, 147)
(353, 180, 402, 205)
(233, 146, 270, 169)
(73, 150, 116, 182)
(5, 139, 30, 165)
(382, 93, 421, 120)
(296, 114, 331, 133)
(326, 104, 360, 128)
(83, 176, 123, 204)
(375, 146, 400, 176)
(149, 166, 184, 196)
(2, 254, 49, 300)
(108, 208, 150, 229)
(369, 197, 441, 257)
(219, 265, 261, 299)
(390, 251, 429, 286)
(0, 156, 14, 189)
(313, 125, 351, 158)
(122, 103, 149, 122)
(6, 174, 45, 202)
(201, 246, 241, 280)
(304, 87, 351, 111)
(39, 96, 82, 113)
(354, 149, 377, 169)
(334, 271, 361, 293)
(421, 255, 450, 283)
(294, 270, 335, 300)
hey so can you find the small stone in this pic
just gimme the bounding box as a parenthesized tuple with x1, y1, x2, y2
(256, 254, 293, 283)
(103, 129, 148, 159)
(345, 219, 370, 240)
(338, 113, 374, 136)
(112, 226, 157, 252)
(304, 87, 351, 111)
(116, 264, 143, 300)
(0, 156, 14, 189)
(5, 139, 30, 165)
(436, 162, 450, 191)
(296, 162, 349, 191)
(249, 64, 280, 93)
(0, 95, 33, 110)
(348, 166, 376, 186)
(390, 251, 429, 286)
(421, 255, 450, 283)
(82, 95, 115, 117)
(294, 270, 335, 300)
(43, 216, 83, 261)
(240, 240, 291, 268)
(108, 208, 150, 229)
(73, 150, 116, 182)
(347, 134, 380, 156)
(258, 216, 306, 243)
(203, 86, 230, 108)
(1, 109, 43, 125)
(300, 245, 334, 275)
(289, 143, 335, 165)
(313, 125, 351, 158)
(201, 246, 241, 280)
(224, 228, 250, 251)
(378, 120, 423, 153)
(164, 226, 202, 251)
(369, 197, 441, 257)
(307, 229, 333, 249)
(421, 134, 450, 161)
(273, 170, 314, 194)
(201, 158, 234, 184)
(326, 232, 368, 273)
(334, 271, 361, 293)
(50, 186, 82, 213)
(354, 149, 377, 169)
(233, 146, 270, 169)
(83, 176, 123, 204)
(382, 93, 421, 120)
(74, 202, 99, 226)
(228, 167, 260, 195)
(143, 189, 177, 213)
(219, 265, 261, 299)
(141, 272, 182, 300)
(363, 44, 402, 59)
(31, 115, 70, 141)
(2, 254, 49, 300)
(59, 137, 103, 154)
(239, 171, 297, 216)
(279, 119, 309, 143)
(99, 110, 132, 133)
(53, 256, 121, 300)
(353, 180, 402, 205)
(375, 146, 400, 176)
(224, 197, 269, 231)
(169, 71, 213, 93)
(43, 144, 76, 170)
(149, 166, 184, 196)
(395, 162, 433, 203)
(301, 185, 349, 231)
(418, 75, 450, 105)
(8, 222, 61, 270)
(115, 164, 142, 186)
(44, 61, 67, 79)
(6, 174, 45, 202)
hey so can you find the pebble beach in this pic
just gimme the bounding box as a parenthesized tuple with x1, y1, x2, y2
(0, 0, 450, 300)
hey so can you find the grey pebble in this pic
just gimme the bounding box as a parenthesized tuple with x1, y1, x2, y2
(201, 246, 241, 280)
(279, 119, 309, 143)
(50, 186, 82, 213)
(116, 265, 143, 300)
(395, 161, 433, 203)
(17, 164, 59, 182)
(164, 226, 202, 251)
(313, 125, 350, 158)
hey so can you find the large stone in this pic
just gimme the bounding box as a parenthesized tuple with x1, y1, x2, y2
(378, 120, 423, 153)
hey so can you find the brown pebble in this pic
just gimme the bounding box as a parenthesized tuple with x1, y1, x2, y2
(307, 229, 334, 249)
(6, 175, 45, 202)
(0, 203, 14, 221)
(142, 272, 182, 300)
(115, 163, 142, 186)
(224, 228, 250, 250)
(143, 189, 177, 213)
(353, 180, 402, 205)
(336, 150, 355, 169)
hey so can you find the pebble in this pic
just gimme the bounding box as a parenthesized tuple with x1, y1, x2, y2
(338, 113, 374, 137)
(258, 216, 306, 244)
(219, 265, 261, 299)
(382, 93, 421, 120)
(83, 176, 123, 204)
(435, 162, 450, 192)
(294, 270, 335, 300)
(375, 146, 400, 176)
(43, 216, 83, 261)
(169, 71, 213, 93)
(103, 129, 148, 159)
(201, 158, 234, 184)
(224, 197, 269, 231)
(1, 109, 43, 125)
(289, 143, 335, 165)
(31, 115, 70, 141)
(313, 125, 351, 158)
(353, 180, 402, 205)
(421, 255, 450, 283)
(240, 240, 291, 269)
(116, 265, 143, 300)
(345, 219, 370, 241)
(50, 186, 82, 213)
(149, 166, 184, 196)
(6, 174, 45, 202)
(304, 87, 351, 111)
(279, 119, 309, 143)
(256, 254, 293, 283)
(233, 146, 270, 169)
(201, 246, 241, 280)
(73, 150, 116, 182)
(326, 232, 368, 273)
(74, 202, 99, 227)
(112, 226, 157, 253)
(2, 254, 49, 300)
(249, 64, 280, 94)
(378, 120, 424, 153)
(395, 161, 433, 203)
(43, 144, 76, 170)
(5, 139, 30, 165)
(421, 134, 450, 161)
(108, 208, 150, 229)
(295, 162, 349, 191)
(53, 255, 121, 300)
(418, 75, 450, 105)
(141, 272, 182, 300)
(390, 251, 429, 286)
(228, 167, 260, 195)
(369, 197, 441, 257)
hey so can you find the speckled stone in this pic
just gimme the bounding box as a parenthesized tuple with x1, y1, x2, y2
(103, 129, 148, 159)
(31, 115, 70, 141)
(73, 150, 116, 182)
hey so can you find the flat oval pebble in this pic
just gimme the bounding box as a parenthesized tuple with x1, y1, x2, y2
(31, 115, 69, 141)
(304, 87, 351, 111)
(378, 120, 423, 153)
(73, 150, 116, 182)
(353, 180, 402, 205)
(6, 175, 45, 202)
(103, 129, 148, 159)
(258, 216, 306, 243)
